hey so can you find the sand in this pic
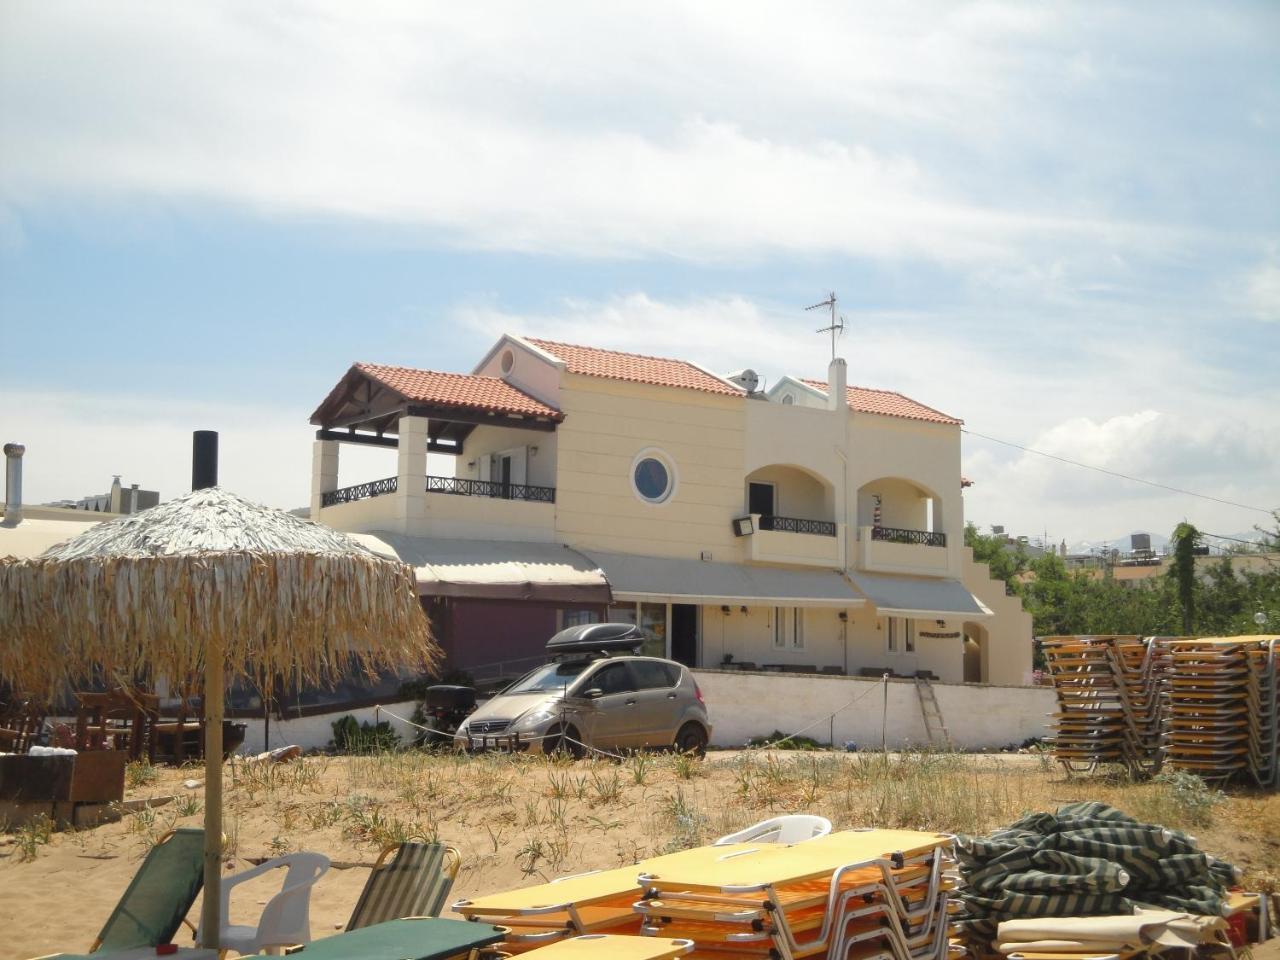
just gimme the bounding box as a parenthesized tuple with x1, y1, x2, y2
(1, 750, 1276, 959)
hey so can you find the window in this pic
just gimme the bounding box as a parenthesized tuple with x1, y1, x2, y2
(632, 660, 678, 689)
(631, 449, 677, 504)
(773, 607, 805, 649)
(885, 617, 914, 654)
(560, 609, 601, 629)
(500, 348, 515, 373)
(587, 662, 636, 696)
(640, 602, 667, 659)
(781, 394, 795, 405)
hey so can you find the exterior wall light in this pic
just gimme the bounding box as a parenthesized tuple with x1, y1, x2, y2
(739, 606, 748, 614)
(732, 516, 755, 537)
(720, 605, 731, 615)
(838, 611, 848, 621)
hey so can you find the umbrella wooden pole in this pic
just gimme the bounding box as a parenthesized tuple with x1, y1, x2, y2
(201, 644, 224, 950)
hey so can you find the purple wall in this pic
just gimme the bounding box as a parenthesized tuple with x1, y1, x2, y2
(428, 598, 607, 675)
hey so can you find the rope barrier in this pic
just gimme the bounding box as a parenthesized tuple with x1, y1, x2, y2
(376, 671, 892, 761)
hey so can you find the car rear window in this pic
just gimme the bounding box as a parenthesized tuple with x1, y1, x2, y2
(632, 660, 679, 689)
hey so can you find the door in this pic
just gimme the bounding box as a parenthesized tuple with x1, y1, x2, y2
(497, 455, 513, 498)
(671, 604, 698, 667)
(748, 482, 775, 517)
(573, 661, 640, 750)
(628, 659, 684, 746)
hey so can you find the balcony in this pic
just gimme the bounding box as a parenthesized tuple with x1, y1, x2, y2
(745, 513, 845, 568)
(856, 524, 950, 576)
(321, 475, 556, 508)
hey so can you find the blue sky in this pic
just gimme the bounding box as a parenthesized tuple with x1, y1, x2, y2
(1, 2, 1277, 546)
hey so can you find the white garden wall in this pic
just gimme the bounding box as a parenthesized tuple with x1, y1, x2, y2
(693, 670, 1054, 750)
(236, 700, 420, 755)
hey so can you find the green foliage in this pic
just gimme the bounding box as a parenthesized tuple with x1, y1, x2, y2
(1169, 522, 1201, 634)
(747, 730, 827, 750)
(1016, 524, 1279, 638)
(330, 715, 402, 753)
(964, 523, 1029, 594)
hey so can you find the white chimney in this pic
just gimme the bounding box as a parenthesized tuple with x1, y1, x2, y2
(3, 442, 25, 526)
(827, 357, 847, 412)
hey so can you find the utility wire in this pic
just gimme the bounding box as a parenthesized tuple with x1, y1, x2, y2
(962, 428, 1274, 516)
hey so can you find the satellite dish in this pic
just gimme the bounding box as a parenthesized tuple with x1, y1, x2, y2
(726, 369, 760, 393)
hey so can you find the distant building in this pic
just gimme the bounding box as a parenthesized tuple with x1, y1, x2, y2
(55, 475, 159, 515)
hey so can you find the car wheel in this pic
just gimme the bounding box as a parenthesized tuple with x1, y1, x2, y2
(546, 724, 585, 759)
(674, 722, 707, 757)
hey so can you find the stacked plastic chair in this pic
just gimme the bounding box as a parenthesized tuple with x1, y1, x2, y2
(1161, 636, 1278, 787)
(1042, 636, 1166, 777)
(631, 829, 959, 959)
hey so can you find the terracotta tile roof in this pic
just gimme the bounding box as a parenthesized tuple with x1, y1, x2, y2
(525, 338, 741, 396)
(356, 362, 562, 419)
(801, 379, 961, 425)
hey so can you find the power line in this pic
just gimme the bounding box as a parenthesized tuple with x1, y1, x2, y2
(962, 428, 1274, 516)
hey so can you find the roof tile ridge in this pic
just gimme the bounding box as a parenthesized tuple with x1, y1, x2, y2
(525, 336, 706, 367)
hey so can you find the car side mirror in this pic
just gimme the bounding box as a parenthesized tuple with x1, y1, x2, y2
(583, 688, 603, 700)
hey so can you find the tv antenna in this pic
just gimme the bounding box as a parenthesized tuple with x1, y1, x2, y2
(805, 291, 844, 360)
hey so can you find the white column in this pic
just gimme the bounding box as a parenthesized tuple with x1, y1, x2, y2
(395, 416, 429, 534)
(2, 442, 24, 526)
(309, 439, 340, 520)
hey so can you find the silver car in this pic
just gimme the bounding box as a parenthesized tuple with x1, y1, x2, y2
(456, 625, 712, 756)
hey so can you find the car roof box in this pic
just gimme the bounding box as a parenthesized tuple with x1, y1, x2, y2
(546, 622, 645, 655)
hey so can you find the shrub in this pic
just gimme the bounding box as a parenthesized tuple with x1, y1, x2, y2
(330, 715, 401, 753)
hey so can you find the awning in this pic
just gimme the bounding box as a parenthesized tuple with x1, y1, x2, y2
(846, 571, 991, 619)
(581, 550, 864, 607)
(349, 533, 612, 604)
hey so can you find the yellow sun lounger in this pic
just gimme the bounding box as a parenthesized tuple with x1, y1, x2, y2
(637, 829, 949, 894)
(454, 846, 760, 926)
(519, 934, 694, 959)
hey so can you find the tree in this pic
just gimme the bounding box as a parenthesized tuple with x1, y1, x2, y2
(964, 523, 1028, 595)
(1168, 522, 1201, 635)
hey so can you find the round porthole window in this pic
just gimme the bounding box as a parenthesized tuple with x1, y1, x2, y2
(500, 349, 515, 374)
(632, 450, 676, 504)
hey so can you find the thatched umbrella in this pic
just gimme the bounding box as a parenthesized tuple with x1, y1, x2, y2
(0, 486, 438, 949)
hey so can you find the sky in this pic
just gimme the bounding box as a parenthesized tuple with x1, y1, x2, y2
(1, 2, 1277, 549)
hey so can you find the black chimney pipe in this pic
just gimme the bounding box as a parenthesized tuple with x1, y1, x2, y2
(192, 430, 218, 491)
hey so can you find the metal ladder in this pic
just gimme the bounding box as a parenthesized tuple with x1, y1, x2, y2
(915, 677, 952, 749)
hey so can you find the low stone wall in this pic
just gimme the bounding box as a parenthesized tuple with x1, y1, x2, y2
(693, 670, 1054, 750)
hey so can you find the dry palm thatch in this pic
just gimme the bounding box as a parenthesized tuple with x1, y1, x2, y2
(0, 485, 439, 950)
(0, 485, 439, 701)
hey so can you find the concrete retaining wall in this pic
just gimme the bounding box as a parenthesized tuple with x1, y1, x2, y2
(693, 670, 1054, 750)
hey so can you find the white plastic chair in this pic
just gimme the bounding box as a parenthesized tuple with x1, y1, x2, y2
(200, 851, 330, 955)
(713, 814, 832, 846)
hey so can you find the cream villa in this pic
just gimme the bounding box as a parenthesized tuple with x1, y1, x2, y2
(308, 336, 1033, 691)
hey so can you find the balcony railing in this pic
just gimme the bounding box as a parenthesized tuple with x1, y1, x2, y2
(426, 475, 556, 503)
(759, 515, 837, 537)
(321, 476, 397, 507)
(870, 525, 946, 547)
(320, 474, 557, 507)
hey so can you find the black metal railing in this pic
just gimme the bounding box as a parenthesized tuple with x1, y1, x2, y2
(870, 525, 946, 547)
(426, 475, 556, 504)
(759, 515, 837, 537)
(321, 476, 397, 507)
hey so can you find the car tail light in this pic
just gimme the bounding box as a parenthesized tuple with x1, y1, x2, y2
(694, 681, 705, 706)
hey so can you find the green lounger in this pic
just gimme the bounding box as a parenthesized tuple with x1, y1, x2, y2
(347, 842, 461, 931)
(93, 827, 205, 951)
(286, 917, 506, 960)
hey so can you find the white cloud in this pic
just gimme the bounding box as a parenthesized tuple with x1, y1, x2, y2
(0, 2, 1197, 264)
(1246, 256, 1280, 322)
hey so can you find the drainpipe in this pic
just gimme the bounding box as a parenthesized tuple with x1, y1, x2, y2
(2, 442, 24, 526)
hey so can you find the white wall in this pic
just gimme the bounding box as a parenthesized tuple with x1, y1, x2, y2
(695, 670, 1053, 749)
(236, 700, 421, 754)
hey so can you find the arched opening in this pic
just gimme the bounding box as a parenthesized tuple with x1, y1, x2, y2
(745, 464, 836, 525)
(856, 477, 944, 537)
(963, 621, 988, 683)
